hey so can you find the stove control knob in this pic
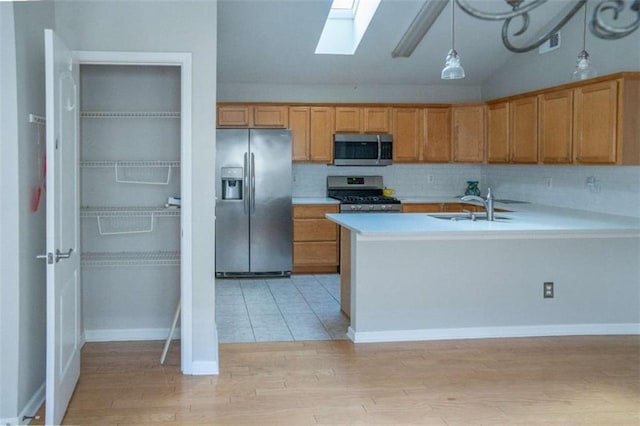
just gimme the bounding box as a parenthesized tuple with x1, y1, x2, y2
(381, 205, 387, 210)
(350, 205, 358, 211)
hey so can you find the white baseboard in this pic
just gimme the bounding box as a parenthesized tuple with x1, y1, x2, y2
(349, 323, 640, 343)
(189, 361, 219, 375)
(0, 381, 47, 425)
(85, 327, 180, 342)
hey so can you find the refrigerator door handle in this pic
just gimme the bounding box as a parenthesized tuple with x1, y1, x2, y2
(243, 152, 249, 214)
(250, 152, 256, 214)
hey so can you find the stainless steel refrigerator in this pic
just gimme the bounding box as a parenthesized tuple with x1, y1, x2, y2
(215, 129, 292, 277)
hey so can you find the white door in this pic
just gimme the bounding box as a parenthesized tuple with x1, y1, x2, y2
(44, 28, 81, 426)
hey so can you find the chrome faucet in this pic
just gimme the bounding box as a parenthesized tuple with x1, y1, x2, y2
(461, 187, 495, 221)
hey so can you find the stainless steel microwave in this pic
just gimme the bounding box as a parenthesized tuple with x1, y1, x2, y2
(333, 133, 393, 166)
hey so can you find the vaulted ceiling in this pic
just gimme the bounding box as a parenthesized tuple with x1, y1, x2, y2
(217, 0, 574, 86)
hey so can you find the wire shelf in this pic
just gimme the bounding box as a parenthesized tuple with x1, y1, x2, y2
(80, 160, 181, 168)
(80, 207, 180, 218)
(80, 111, 180, 119)
(81, 251, 180, 267)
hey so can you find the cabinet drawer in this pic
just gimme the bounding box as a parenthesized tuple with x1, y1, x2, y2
(293, 204, 339, 219)
(294, 219, 337, 242)
(401, 203, 442, 213)
(293, 242, 338, 265)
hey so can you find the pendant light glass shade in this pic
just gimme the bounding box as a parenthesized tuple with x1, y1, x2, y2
(441, 49, 465, 79)
(441, 1, 465, 80)
(572, 50, 597, 80)
(572, 4, 597, 81)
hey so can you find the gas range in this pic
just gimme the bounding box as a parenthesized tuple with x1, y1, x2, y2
(327, 175, 401, 213)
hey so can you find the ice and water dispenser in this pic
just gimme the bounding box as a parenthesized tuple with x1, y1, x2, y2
(220, 167, 243, 200)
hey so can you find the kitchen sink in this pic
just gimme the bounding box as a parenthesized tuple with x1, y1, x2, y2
(429, 213, 512, 221)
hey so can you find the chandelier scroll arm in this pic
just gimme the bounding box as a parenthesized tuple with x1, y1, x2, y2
(502, 0, 587, 53)
(591, 0, 640, 39)
(454, 0, 549, 21)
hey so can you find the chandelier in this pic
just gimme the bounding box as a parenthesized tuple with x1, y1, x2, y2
(455, 0, 640, 53)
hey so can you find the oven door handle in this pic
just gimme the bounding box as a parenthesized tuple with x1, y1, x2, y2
(376, 134, 381, 165)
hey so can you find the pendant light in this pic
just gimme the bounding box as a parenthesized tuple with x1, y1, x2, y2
(572, 2, 597, 81)
(441, 0, 465, 80)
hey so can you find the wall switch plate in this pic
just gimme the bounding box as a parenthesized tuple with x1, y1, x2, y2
(544, 282, 554, 298)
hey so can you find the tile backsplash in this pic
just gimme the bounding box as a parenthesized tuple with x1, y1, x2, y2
(293, 163, 640, 218)
(486, 165, 640, 218)
(293, 163, 483, 198)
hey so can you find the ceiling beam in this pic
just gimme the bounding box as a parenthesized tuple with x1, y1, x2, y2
(392, 0, 449, 58)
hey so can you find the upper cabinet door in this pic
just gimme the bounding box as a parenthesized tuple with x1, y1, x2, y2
(510, 96, 539, 164)
(253, 105, 288, 128)
(335, 107, 361, 133)
(289, 106, 310, 162)
(451, 104, 485, 163)
(392, 107, 422, 162)
(309, 107, 335, 163)
(539, 90, 573, 164)
(363, 107, 390, 133)
(423, 107, 451, 163)
(217, 105, 252, 127)
(573, 80, 618, 164)
(487, 102, 509, 163)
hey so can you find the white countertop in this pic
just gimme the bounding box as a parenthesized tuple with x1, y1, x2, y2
(292, 197, 340, 205)
(326, 203, 640, 239)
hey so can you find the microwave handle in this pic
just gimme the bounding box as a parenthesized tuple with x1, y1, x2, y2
(376, 134, 381, 165)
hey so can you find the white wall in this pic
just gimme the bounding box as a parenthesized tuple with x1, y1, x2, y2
(481, 3, 640, 100)
(55, 0, 218, 372)
(0, 4, 19, 421)
(1, 1, 53, 423)
(218, 82, 483, 103)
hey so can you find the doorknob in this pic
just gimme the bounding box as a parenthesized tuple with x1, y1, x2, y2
(55, 248, 73, 262)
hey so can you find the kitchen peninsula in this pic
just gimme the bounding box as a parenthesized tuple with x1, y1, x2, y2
(327, 204, 640, 343)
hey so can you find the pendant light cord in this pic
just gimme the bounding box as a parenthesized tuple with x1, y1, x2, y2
(451, 0, 456, 49)
(582, 2, 587, 51)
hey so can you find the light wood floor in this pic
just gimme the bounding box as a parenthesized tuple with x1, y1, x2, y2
(34, 336, 639, 425)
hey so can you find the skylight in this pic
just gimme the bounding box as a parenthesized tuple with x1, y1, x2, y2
(315, 0, 381, 55)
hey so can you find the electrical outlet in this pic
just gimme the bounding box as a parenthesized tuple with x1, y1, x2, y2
(427, 175, 434, 183)
(545, 177, 553, 189)
(543, 282, 554, 298)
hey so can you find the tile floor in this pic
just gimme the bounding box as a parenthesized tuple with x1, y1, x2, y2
(215, 274, 350, 343)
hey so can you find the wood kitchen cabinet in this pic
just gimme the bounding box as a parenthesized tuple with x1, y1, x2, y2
(401, 203, 442, 213)
(401, 203, 483, 213)
(309, 107, 335, 163)
(423, 107, 451, 162)
(217, 105, 252, 127)
(451, 104, 486, 163)
(289, 106, 310, 161)
(334, 107, 361, 132)
(487, 101, 510, 163)
(509, 96, 538, 163)
(363, 107, 391, 133)
(252, 105, 288, 127)
(539, 89, 573, 164)
(392, 107, 422, 162)
(217, 104, 287, 128)
(335, 106, 390, 133)
(293, 204, 339, 274)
